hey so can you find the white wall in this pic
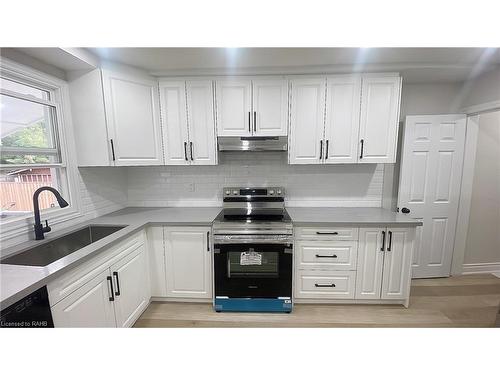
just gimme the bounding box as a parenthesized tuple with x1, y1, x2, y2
(463, 110, 500, 265)
(127, 153, 385, 207)
(460, 66, 500, 109)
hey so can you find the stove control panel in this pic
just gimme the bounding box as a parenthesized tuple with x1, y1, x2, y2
(223, 187, 285, 197)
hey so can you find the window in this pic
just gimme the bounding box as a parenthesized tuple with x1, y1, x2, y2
(1, 75, 69, 220)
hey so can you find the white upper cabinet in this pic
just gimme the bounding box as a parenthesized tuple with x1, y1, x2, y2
(288, 77, 326, 164)
(160, 79, 217, 166)
(324, 75, 361, 164)
(358, 74, 402, 163)
(101, 66, 163, 166)
(215, 79, 252, 136)
(186, 80, 217, 165)
(159, 81, 190, 165)
(252, 78, 288, 136)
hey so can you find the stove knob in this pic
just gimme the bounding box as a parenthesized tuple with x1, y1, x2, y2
(277, 189, 282, 195)
(232, 190, 238, 195)
(225, 190, 231, 195)
(269, 190, 274, 195)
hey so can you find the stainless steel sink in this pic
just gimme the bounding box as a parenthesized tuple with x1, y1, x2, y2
(0, 225, 126, 267)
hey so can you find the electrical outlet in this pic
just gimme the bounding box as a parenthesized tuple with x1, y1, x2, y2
(187, 183, 195, 192)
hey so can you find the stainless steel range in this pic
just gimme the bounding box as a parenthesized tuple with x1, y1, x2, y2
(212, 187, 293, 312)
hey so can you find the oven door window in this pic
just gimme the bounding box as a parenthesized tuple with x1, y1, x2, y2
(227, 251, 279, 278)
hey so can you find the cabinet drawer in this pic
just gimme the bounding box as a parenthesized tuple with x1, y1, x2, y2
(295, 227, 358, 241)
(47, 231, 145, 306)
(295, 270, 356, 299)
(296, 241, 357, 270)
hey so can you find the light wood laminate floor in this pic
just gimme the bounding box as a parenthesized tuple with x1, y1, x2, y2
(134, 274, 500, 327)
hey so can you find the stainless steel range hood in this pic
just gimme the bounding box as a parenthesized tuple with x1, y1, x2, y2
(217, 136, 288, 152)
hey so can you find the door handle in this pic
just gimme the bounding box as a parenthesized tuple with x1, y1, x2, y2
(107, 276, 114, 302)
(387, 231, 393, 252)
(207, 231, 210, 252)
(319, 140, 323, 160)
(315, 254, 337, 258)
(401, 207, 410, 214)
(110, 139, 116, 161)
(315, 283, 336, 288)
(381, 231, 386, 252)
(325, 140, 329, 159)
(253, 111, 257, 132)
(113, 271, 121, 296)
(189, 142, 194, 161)
(360, 139, 364, 159)
(183, 142, 188, 161)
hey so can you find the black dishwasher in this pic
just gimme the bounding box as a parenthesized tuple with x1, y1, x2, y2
(1, 286, 54, 328)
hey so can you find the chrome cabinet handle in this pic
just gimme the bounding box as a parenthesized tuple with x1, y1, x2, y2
(315, 254, 337, 258)
(381, 231, 386, 252)
(113, 271, 121, 296)
(107, 276, 114, 302)
(184, 142, 188, 161)
(315, 283, 336, 288)
(189, 142, 194, 161)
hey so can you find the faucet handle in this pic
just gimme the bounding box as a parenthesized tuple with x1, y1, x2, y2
(44, 220, 52, 233)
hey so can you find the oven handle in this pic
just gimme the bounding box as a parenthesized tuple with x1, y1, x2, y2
(213, 237, 293, 246)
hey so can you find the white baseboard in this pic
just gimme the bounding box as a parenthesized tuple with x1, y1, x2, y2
(462, 262, 500, 275)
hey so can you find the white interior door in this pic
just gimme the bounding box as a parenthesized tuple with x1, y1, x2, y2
(288, 78, 326, 164)
(324, 75, 361, 164)
(398, 115, 466, 278)
(102, 68, 163, 165)
(215, 79, 252, 136)
(252, 78, 288, 136)
(186, 80, 217, 165)
(159, 81, 190, 165)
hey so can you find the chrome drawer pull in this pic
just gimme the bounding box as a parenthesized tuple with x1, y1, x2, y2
(316, 231, 339, 235)
(314, 283, 336, 288)
(315, 254, 337, 258)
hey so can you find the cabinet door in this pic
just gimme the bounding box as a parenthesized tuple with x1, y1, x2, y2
(147, 226, 167, 297)
(159, 81, 190, 165)
(51, 270, 116, 328)
(215, 79, 252, 136)
(102, 68, 163, 165)
(111, 244, 149, 328)
(252, 78, 288, 136)
(381, 228, 414, 300)
(288, 78, 326, 164)
(358, 74, 401, 163)
(324, 75, 361, 164)
(355, 227, 385, 299)
(186, 80, 217, 165)
(164, 227, 212, 299)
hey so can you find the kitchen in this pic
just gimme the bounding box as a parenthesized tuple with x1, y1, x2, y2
(1, 2, 499, 372)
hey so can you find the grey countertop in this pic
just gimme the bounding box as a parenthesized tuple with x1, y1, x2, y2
(1, 206, 420, 308)
(287, 207, 422, 226)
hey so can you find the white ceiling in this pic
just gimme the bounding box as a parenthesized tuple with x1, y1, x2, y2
(87, 47, 500, 83)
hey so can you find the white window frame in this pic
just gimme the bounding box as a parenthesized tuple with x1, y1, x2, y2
(0, 57, 83, 241)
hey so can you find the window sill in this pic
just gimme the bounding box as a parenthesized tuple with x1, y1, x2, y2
(0, 207, 84, 243)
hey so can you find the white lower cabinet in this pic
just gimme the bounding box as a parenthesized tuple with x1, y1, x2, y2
(51, 269, 116, 328)
(49, 231, 150, 328)
(356, 227, 414, 302)
(295, 270, 356, 299)
(164, 227, 212, 299)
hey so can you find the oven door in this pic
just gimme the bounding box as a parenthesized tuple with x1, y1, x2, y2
(213, 242, 292, 299)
